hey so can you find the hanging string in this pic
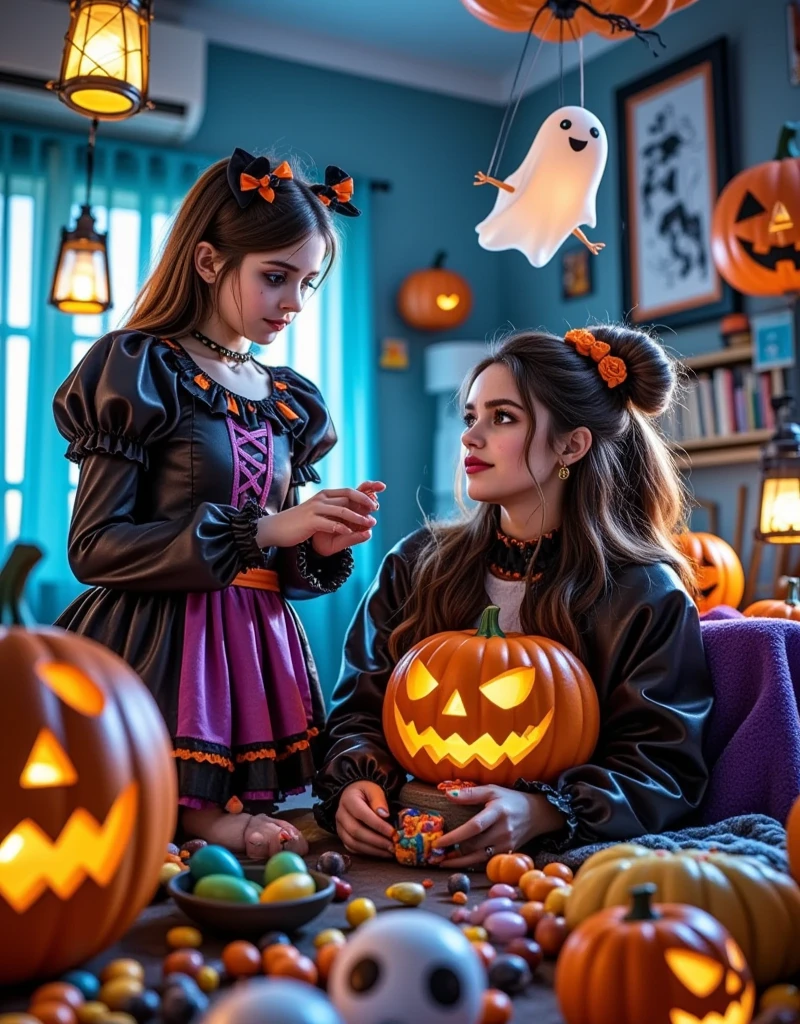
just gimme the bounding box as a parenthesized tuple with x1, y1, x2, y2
(558, 19, 564, 108)
(579, 35, 585, 107)
(85, 118, 98, 207)
(485, 9, 540, 179)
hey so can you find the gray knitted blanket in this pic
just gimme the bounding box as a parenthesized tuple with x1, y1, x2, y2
(535, 814, 789, 873)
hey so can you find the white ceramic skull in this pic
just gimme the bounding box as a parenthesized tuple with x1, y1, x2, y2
(202, 978, 344, 1024)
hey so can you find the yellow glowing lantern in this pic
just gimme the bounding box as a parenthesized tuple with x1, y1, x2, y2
(756, 396, 800, 544)
(0, 544, 176, 985)
(382, 605, 599, 787)
(49, 0, 152, 121)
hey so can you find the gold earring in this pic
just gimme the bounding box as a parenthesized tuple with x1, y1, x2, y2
(558, 462, 570, 480)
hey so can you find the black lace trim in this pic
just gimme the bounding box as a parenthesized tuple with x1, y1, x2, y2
(488, 528, 561, 581)
(513, 779, 579, 853)
(231, 498, 270, 571)
(295, 539, 354, 593)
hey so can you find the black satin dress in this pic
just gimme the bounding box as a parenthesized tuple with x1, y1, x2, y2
(53, 330, 353, 809)
(314, 528, 714, 852)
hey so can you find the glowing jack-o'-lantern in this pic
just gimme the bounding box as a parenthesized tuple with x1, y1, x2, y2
(396, 252, 473, 331)
(564, 844, 800, 987)
(712, 124, 800, 297)
(382, 605, 600, 787)
(556, 884, 756, 1024)
(675, 531, 745, 613)
(0, 544, 177, 985)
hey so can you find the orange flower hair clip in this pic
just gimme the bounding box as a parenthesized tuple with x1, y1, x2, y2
(564, 328, 628, 389)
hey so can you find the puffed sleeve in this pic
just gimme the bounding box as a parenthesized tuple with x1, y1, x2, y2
(54, 331, 268, 591)
(516, 563, 714, 851)
(313, 531, 430, 831)
(275, 367, 354, 600)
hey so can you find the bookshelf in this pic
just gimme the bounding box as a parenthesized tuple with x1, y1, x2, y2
(665, 344, 785, 470)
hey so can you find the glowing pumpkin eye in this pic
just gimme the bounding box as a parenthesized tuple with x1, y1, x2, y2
(725, 939, 746, 972)
(406, 660, 439, 700)
(20, 728, 78, 788)
(479, 667, 535, 709)
(38, 663, 105, 716)
(664, 949, 724, 997)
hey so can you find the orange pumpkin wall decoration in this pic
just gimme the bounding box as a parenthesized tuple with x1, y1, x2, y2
(556, 884, 756, 1024)
(744, 577, 800, 620)
(788, 794, 800, 886)
(396, 252, 473, 331)
(0, 544, 178, 985)
(675, 530, 745, 613)
(382, 605, 600, 788)
(712, 124, 800, 296)
(460, 0, 698, 41)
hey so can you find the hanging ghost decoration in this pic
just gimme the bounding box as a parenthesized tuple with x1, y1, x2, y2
(476, 105, 608, 268)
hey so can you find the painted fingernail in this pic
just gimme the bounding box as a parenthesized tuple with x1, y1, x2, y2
(448, 790, 460, 797)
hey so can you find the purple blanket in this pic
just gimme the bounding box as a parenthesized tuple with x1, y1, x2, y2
(700, 609, 800, 825)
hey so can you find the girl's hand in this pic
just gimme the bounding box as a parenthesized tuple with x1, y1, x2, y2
(256, 486, 379, 549)
(335, 780, 396, 859)
(433, 785, 565, 869)
(311, 480, 386, 557)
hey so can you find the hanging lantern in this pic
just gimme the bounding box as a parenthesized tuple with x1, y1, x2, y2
(49, 120, 112, 316)
(756, 395, 800, 544)
(49, 0, 153, 121)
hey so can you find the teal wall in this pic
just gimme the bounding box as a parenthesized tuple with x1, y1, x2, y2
(193, 45, 505, 549)
(496, 0, 797, 595)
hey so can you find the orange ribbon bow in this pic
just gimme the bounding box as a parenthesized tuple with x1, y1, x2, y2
(240, 161, 293, 203)
(318, 177, 354, 207)
(564, 328, 628, 389)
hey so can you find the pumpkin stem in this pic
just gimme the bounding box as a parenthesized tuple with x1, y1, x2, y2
(787, 577, 800, 607)
(476, 605, 505, 638)
(0, 543, 43, 627)
(432, 251, 448, 269)
(625, 883, 660, 922)
(775, 122, 800, 160)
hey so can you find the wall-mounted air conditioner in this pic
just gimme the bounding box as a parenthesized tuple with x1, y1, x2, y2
(0, 0, 206, 144)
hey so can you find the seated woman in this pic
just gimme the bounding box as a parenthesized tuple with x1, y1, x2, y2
(314, 324, 714, 867)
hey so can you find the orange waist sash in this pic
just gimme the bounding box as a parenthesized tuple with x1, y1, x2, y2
(231, 568, 280, 592)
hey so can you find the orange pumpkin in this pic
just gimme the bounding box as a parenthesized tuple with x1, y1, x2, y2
(744, 577, 800, 620)
(0, 544, 177, 984)
(675, 530, 745, 613)
(486, 852, 533, 885)
(556, 885, 756, 1024)
(382, 605, 600, 787)
(460, 0, 697, 41)
(712, 124, 800, 297)
(396, 252, 473, 331)
(788, 795, 800, 885)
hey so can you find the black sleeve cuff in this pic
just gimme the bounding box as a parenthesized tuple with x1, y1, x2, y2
(231, 498, 270, 571)
(514, 779, 580, 854)
(295, 539, 354, 593)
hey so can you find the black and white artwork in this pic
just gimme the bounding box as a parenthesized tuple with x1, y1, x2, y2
(617, 40, 738, 329)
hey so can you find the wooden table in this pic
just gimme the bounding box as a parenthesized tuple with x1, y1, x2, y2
(0, 806, 565, 1022)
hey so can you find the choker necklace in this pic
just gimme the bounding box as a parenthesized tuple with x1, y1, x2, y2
(488, 528, 560, 582)
(191, 329, 252, 364)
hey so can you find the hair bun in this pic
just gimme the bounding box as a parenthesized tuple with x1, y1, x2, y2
(588, 323, 676, 416)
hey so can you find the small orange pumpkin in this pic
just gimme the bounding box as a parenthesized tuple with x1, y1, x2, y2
(788, 795, 800, 886)
(744, 577, 800, 620)
(460, 0, 698, 41)
(382, 605, 600, 788)
(712, 124, 800, 297)
(396, 252, 473, 331)
(675, 530, 745, 613)
(486, 852, 533, 885)
(556, 885, 756, 1024)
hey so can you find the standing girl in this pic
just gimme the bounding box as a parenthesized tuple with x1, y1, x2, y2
(54, 148, 383, 860)
(316, 324, 713, 866)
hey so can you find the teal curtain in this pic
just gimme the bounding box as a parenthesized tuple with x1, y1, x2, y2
(0, 120, 377, 703)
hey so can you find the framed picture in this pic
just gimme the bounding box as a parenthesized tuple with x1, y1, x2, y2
(752, 309, 795, 372)
(616, 38, 739, 329)
(561, 247, 593, 300)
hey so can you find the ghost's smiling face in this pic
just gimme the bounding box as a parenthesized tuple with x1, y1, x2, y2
(560, 114, 602, 153)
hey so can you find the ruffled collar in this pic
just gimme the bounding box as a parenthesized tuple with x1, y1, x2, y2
(159, 337, 307, 434)
(488, 527, 561, 582)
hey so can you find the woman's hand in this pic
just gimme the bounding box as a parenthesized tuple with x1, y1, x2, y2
(256, 484, 381, 550)
(311, 480, 386, 557)
(433, 785, 566, 869)
(335, 780, 396, 859)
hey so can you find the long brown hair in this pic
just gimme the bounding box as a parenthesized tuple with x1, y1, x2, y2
(125, 156, 338, 337)
(389, 324, 694, 660)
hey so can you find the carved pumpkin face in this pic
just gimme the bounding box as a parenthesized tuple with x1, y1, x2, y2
(382, 606, 599, 787)
(555, 886, 756, 1024)
(396, 252, 473, 331)
(712, 126, 800, 296)
(0, 623, 177, 985)
(675, 531, 744, 613)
